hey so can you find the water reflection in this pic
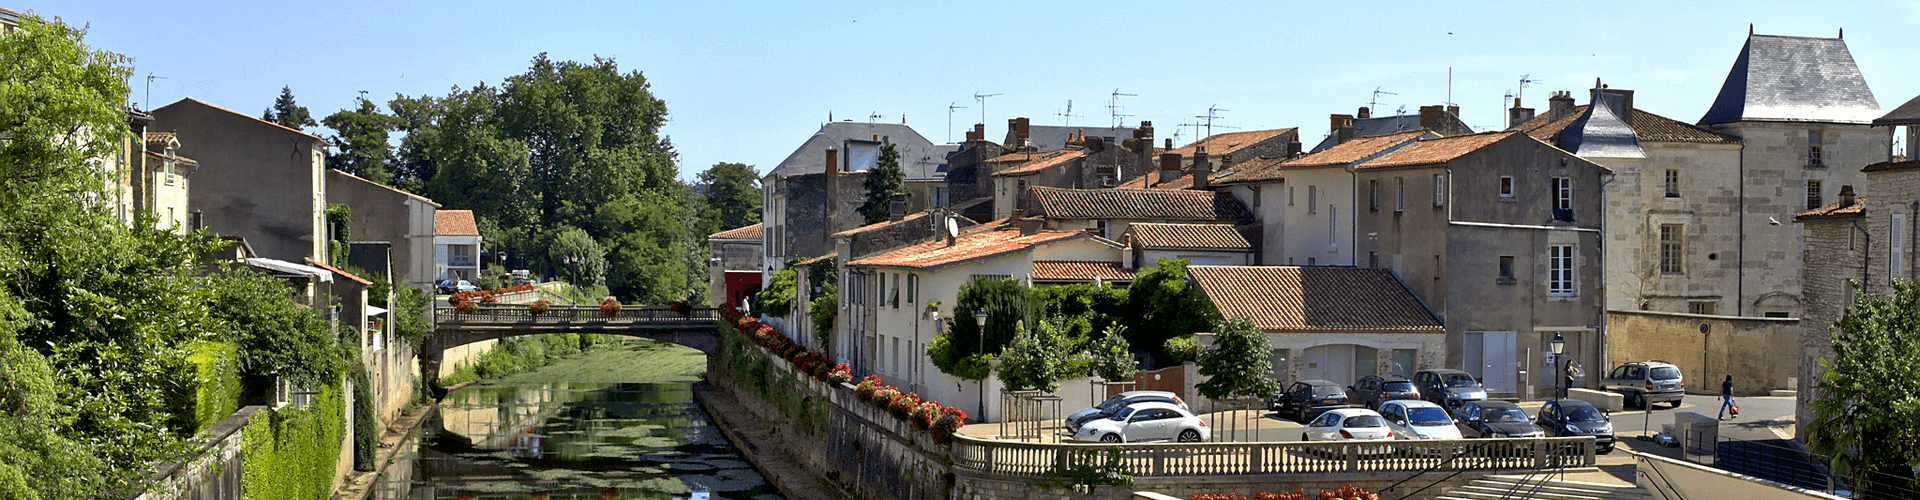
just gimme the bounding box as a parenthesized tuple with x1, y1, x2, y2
(376, 381, 783, 500)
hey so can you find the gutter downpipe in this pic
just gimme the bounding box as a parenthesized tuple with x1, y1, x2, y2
(1345, 162, 1359, 264)
(1737, 145, 1746, 316)
(1854, 220, 1871, 291)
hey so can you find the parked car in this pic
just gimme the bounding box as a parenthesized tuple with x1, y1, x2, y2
(1349, 375, 1421, 410)
(436, 278, 477, 294)
(1601, 360, 1685, 409)
(1414, 369, 1488, 409)
(1451, 401, 1544, 439)
(1070, 402, 1209, 443)
(1269, 380, 1351, 423)
(1378, 400, 1462, 441)
(1302, 408, 1395, 455)
(1536, 399, 1615, 454)
(1065, 391, 1187, 431)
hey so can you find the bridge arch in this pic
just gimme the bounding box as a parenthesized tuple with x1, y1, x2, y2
(423, 305, 720, 384)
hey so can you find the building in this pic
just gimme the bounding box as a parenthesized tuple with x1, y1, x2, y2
(1121, 223, 1253, 267)
(761, 122, 956, 276)
(434, 210, 482, 282)
(326, 170, 440, 288)
(141, 131, 199, 232)
(1022, 186, 1255, 241)
(1215, 130, 1431, 266)
(152, 98, 330, 263)
(1169, 127, 1301, 171)
(708, 223, 764, 310)
(1311, 105, 1473, 153)
(1187, 265, 1444, 386)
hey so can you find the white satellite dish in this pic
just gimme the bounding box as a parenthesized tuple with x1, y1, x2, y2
(946, 217, 960, 239)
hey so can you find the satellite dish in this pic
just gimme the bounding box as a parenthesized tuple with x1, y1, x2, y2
(946, 217, 960, 239)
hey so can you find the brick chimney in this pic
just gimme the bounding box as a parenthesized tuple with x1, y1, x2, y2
(1841, 185, 1856, 207)
(1446, 104, 1460, 118)
(1159, 152, 1182, 184)
(1508, 96, 1536, 130)
(1331, 114, 1356, 145)
(1191, 147, 1212, 191)
(1357, 106, 1372, 120)
(1548, 91, 1576, 122)
(1419, 105, 1444, 129)
(1288, 138, 1302, 158)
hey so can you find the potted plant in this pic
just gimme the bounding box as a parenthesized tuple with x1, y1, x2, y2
(668, 300, 692, 317)
(455, 301, 480, 315)
(599, 297, 622, 317)
(528, 300, 552, 316)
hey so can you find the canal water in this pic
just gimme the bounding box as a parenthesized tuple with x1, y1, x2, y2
(374, 340, 785, 500)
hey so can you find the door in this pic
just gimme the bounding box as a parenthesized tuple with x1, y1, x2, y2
(1303, 344, 1356, 386)
(1354, 346, 1379, 382)
(1477, 332, 1517, 393)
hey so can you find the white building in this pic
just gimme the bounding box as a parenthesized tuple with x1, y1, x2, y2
(434, 210, 482, 282)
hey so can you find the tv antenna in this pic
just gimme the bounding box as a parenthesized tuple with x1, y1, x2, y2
(1108, 88, 1136, 128)
(1056, 99, 1083, 126)
(144, 73, 166, 112)
(1516, 75, 1541, 107)
(973, 92, 1002, 128)
(1369, 87, 1397, 116)
(946, 102, 968, 142)
(868, 111, 883, 123)
(1195, 105, 1237, 139)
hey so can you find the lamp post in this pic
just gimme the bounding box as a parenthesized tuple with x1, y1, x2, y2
(1549, 333, 1566, 405)
(975, 309, 989, 422)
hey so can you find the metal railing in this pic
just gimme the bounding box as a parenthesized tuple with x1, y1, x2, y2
(435, 305, 718, 324)
(950, 435, 1595, 478)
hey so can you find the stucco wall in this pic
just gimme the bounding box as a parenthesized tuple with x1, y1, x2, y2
(1272, 166, 1355, 266)
(154, 99, 327, 263)
(1605, 310, 1798, 396)
(326, 170, 438, 287)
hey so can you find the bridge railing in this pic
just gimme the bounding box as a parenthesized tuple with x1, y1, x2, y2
(435, 305, 718, 324)
(949, 434, 1595, 477)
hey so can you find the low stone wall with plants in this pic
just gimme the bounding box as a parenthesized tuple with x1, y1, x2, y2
(239, 386, 346, 500)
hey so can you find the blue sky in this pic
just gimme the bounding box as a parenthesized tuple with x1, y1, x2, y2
(37, 1, 1920, 184)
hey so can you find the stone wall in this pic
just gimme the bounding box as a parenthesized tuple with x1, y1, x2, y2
(954, 469, 1507, 500)
(126, 407, 262, 500)
(1605, 310, 1799, 395)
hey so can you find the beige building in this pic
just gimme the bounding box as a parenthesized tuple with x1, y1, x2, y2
(142, 132, 199, 232)
(1215, 130, 1431, 266)
(1187, 265, 1444, 386)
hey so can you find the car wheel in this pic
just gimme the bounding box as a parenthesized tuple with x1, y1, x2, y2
(1100, 433, 1121, 443)
(1630, 392, 1645, 409)
(1178, 430, 1202, 443)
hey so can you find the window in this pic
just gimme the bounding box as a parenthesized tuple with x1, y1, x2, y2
(1498, 256, 1515, 281)
(1289, 186, 1296, 206)
(907, 274, 917, 304)
(1499, 176, 1514, 198)
(1308, 186, 1318, 213)
(891, 273, 901, 308)
(1807, 180, 1824, 210)
(1665, 170, 1680, 198)
(1894, 213, 1906, 283)
(1808, 129, 1824, 166)
(1368, 180, 1379, 211)
(1549, 245, 1575, 296)
(1689, 301, 1717, 315)
(1307, 257, 1316, 266)
(1433, 174, 1445, 207)
(1659, 224, 1684, 274)
(1395, 177, 1405, 212)
(1553, 177, 1573, 211)
(1328, 206, 1337, 248)
(1369, 252, 1380, 268)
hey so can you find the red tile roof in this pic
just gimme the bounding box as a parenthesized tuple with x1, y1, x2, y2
(1796, 198, 1866, 220)
(986, 151, 1049, 163)
(848, 221, 1099, 270)
(710, 223, 763, 240)
(1029, 186, 1253, 221)
(1359, 131, 1517, 170)
(435, 210, 480, 236)
(1514, 106, 1738, 144)
(1117, 171, 1196, 189)
(1169, 128, 1298, 157)
(1031, 261, 1136, 282)
(144, 150, 200, 165)
(1218, 131, 1428, 184)
(1187, 265, 1442, 334)
(303, 257, 373, 286)
(144, 131, 177, 147)
(1125, 223, 1250, 250)
(992, 149, 1086, 176)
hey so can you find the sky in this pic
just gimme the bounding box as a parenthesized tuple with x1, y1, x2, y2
(34, 1, 1920, 185)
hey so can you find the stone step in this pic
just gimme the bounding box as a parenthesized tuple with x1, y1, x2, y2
(1466, 476, 1651, 500)
(1453, 484, 1608, 500)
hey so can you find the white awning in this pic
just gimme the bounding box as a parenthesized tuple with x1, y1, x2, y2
(365, 306, 389, 317)
(243, 258, 334, 282)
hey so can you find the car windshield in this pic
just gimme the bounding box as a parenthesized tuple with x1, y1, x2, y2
(1563, 406, 1606, 422)
(1096, 395, 1126, 409)
(1108, 407, 1136, 421)
(1312, 385, 1343, 396)
(1408, 408, 1451, 425)
(1442, 373, 1480, 387)
(1344, 415, 1387, 428)
(1383, 381, 1416, 392)
(1650, 367, 1682, 380)
(1484, 408, 1528, 423)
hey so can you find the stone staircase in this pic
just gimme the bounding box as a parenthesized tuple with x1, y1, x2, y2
(1436, 474, 1653, 500)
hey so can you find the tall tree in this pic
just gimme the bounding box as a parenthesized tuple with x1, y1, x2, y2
(1197, 317, 1281, 400)
(1810, 281, 1920, 495)
(393, 85, 536, 223)
(1126, 258, 1221, 367)
(698, 162, 761, 231)
(498, 54, 674, 231)
(261, 86, 317, 130)
(858, 142, 909, 224)
(997, 320, 1071, 392)
(322, 95, 405, 184)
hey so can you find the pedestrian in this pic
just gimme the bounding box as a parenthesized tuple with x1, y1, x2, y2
(1719, 374, 1735, 420)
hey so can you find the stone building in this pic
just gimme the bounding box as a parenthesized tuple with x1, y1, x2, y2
(152, 98, 331, 263)
(760, 122, 951, 276)
(1310, 105, 1473, 153)
(707, 223, 762, 310)
(1021, 186, 1255, 241)
(1187, 265, 1445, 387)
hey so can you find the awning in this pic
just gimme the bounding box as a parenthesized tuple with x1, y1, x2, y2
(365, 306, 389, 317)
(243, 258, 334, 282)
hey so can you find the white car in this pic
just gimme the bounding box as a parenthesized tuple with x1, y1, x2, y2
(1070, 402, 1210, 443)
(1302, 408, 1395, 455)
(1378, 400, 1463, 441)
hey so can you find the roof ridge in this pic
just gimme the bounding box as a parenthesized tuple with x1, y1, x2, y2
(175, 97, 326, 141)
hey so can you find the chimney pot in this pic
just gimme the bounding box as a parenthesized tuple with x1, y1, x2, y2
(1419, 105, 1443, 129)
(1841, 185, 1857, 207)
(1357, 106, 1372, 119)
(1192, 150, 1212, 191)
(1548, 91, 1576, 122)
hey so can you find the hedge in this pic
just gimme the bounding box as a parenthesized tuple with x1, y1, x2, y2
(241, 385, 344, 500)
(185, 341, 241, 434)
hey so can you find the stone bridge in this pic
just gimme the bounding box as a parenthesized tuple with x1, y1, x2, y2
(423, 305, 720, 381)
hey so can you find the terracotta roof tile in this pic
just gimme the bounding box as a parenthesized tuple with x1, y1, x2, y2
(1029, 186, 1253, 221)
(993, 149, 1086, 176)
(986, 151, 1049, 163)
(144, 131, 177, 147)
(303, 257, 373, 286)
(435, 210, 480, 236)
(1168, 128, 1298, 157)
(1796, 198, 1866, 220)
(794, 252, 837, 267)
(710, 223, 763, 240)
(1116, 171, 1196, 189)
(1125, 223, 1250, 250)
(1188, 265, 1442, 334)
(144, 150, 200, 165)
(1218, 131, 1427, 184)
(1359, 131, 1517, 169)
(847, 221, 1097, 270)
(1514, 106, 1738, 144)
(1031, 261, 1136, 282)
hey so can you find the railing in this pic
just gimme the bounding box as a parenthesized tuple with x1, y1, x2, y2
(435, 305, 719, 325)
(951, 435, 1594, 478)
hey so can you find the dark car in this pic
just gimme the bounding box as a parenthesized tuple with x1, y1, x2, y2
(1348, 375, 1420, 410)
(1268, 380, 1351, 423)
(1601, 361, 1685, 409)
(1414, 369, 1489, 409)
(1065, 391, 1186, 431)
(1535, 399, 1614, 454)
(1451, 401, 1544, 439)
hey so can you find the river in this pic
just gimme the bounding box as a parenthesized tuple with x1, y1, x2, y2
(372, 339, 786, 500)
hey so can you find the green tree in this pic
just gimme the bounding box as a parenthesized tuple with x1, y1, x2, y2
(949, 278, 1038, 357)
(498, 54, 674, 231)
(1126, 258, 1220, 368)
(0, 13, 130, 208)
(322, 95, 405, 184)
(997, 320, 1071, 392)
(203, 270, 345, 389)
(857, 142, 909, 224)
(1087, 324, 1138, 382)
(754, 261, 800, 317)
(1810, 281, 1920, 495)
(547, 227, 608, 287)
(699, 162, 762, 231)
(393, 85, 535, 217)
(262, 86, 317, 130)
(1196, 317, 1280, 400)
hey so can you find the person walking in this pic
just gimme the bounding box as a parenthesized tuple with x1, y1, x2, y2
(1719, 374, 1736, 420)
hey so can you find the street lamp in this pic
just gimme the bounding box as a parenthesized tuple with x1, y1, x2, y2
(975, 309, 989, 422)
(1550, 333, 1566, 404)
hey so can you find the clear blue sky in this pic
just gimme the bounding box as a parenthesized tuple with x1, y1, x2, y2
(36, 1, 1920, 184)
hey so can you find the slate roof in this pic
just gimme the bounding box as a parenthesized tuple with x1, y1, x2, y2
(767, 121, 956, 181)
(1699, 33, 1881, 125)
(1309, 112, 1470, 152)
(1030, 261, 1136, 282)
(1514, 106, 1739, 144)
(1359, 132, 1517, 170)
(991, 149, 1086, 176)
(709, 223, 763, 241)
(1187, 266, 1443, 334)
(1796, 198, 1866, 220)
(1125, 223, 1250, 250)
(435, 210, 479, 236)
(846, 221, 1101, 270)
(1218, 131, 1427, 185)
(1557, 93, 1645, 159)
(1024, 125, 1137, 150)
(1169, 128, 1297, 157)
(1874, 95, 1920, 126)
(1028, 186, 1253, 222)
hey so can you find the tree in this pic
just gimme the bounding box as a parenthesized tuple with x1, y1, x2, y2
(857, 142, 909, 224)
(498, 54, 674, 231)
(997, 320, 1071, 392)
(1197, 317, 1280, 400)
(1087, 324, 1137, 382)
(699, 162, 762, 231)
(0, 13, 130, 209)
(1810, 280, 1920, 495)
(322, 95, 405, 184)
(546, 227, 608, 287)
(262, 86, 317, 130)
(1126, 258, 1220, 368)
(393, 85, 535, 214)
(754, 262, 799, 317)
(950, 278, 1038, 357)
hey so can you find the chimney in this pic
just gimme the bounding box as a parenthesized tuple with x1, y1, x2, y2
(1192, 148, 1212, 191)
(1548, 91, 1576, 122)
(1446, 104, 1460, 117)
(888, 193, 906, 222)
(1159, 152, 1182, 184)
(1331, 114, 1356, 145)
(1419, 105, 1443, 129)
(1121, 239, 1136, 269)
(1357, 106, 1372, 120)
(1508, 95, 1536, 130)
(1015, 117, 1031, 144)
(1840, 185, 1857, 207)
(825, 148, 838, 175)
(1165, 138, 1173, 150)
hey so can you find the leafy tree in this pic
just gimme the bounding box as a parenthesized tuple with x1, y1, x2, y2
(203, 270, 345, 389)
(393, 85, 535, 217)
(1810, 281, 1920, 495)
(1126, 258, 1219, 368)
(1087, 324, 1137, 382)
(498, 54, 674, 231)
(0, 288, 108, 500)
(262, 85, 317, 130)
(0, 13, 130, 209)
(997, 320, 1071, 392)
(699, 162, 762, 231)
(857, 142, 909, 224)
(1197, 317, 1280, 400)
(322, 95, 405, 184)
(1034, 282, 1128, 347)
(807, 260, 838, 347)
(754, 261, 799, 317)
(948, 278, 1038, 357)
(547, 227, 608, 287)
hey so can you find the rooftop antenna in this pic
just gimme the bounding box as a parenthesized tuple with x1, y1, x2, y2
(144, 73, 166, 112)
(974, 92, 1002, 129)
(1446, 67, 1455, 108)
(1196, 104, 1234, 139)
(868, 111, 883, 123)
(1108, 88, 1136, 128)
(1368, 87, 1397, 116)
(1056, 99, 1083, 126)
(946, 102, 967, 142)
(1516, 75, 1541, 108)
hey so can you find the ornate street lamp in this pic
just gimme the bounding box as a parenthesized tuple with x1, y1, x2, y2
(975, 308, 990, 422)
(1550, 333, 1566, 404)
